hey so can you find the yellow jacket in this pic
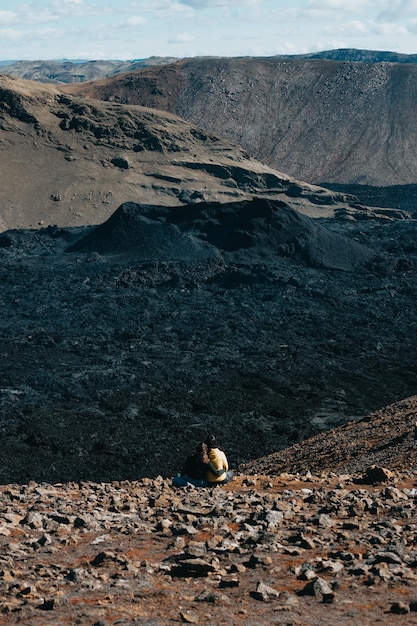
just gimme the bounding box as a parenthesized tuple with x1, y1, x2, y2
(206, 447, 229, 483)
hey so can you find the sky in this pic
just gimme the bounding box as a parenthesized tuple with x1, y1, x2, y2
(0, 0, 417, 62)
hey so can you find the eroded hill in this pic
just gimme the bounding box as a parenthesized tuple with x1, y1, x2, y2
(0, 74, 368, 232)
(63, 56, 417, 192)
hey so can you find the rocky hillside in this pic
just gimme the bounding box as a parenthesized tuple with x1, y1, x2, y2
(3, 48, 417, 84)
(0, 72, 416, 489)
(287, 48, 417, 63)
(0, 74, 366, 233)
(240, 395, 417, 476)
(0, 194, 416, 485)
(63, 56, 417, 193)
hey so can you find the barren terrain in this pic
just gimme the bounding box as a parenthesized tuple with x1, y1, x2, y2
(1, 465, 417, 626)
(0, 74, 363, 233)
(1, 57, 417, 626)
(0, 195, 416, 485)
(0, 72, 416, 487)
(64, 56, 417, 190)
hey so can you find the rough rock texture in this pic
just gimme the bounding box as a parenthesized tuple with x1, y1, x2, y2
(65, 203, 220, 262)
(239, 395, 417, 476)
(5, 48, 417, 85)
(67, 199, 374, 269)
(64, 56, 417, 188)
(0, 198, 416, 484)
(0, 74, 366, 233)
(0, 472, 416, 625)
(5, 49, 417, 84)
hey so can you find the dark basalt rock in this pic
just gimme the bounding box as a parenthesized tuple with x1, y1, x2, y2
(66, 202, 220, 262)
(0, 195, 416, 484)
(99, 198, 373, 271)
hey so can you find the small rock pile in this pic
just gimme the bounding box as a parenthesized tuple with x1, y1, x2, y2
(0, 470, 416, 625)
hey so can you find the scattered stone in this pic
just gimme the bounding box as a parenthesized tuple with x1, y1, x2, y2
(219, 575, 240, 588)
(110, 155, 130, 169)
(38, 598, 55, 611)
(389, 601, 410, 614)
(194, 591, 229, 604)
(170, 558, 217, 578)
(0, 473, 416, 623)
(180, 609, 199, 623)
(298, 576, 335, 603)
(362, 466, 394, 485)
(250, 581, 281, 602)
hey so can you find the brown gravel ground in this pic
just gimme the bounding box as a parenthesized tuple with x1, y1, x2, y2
(0, 472, 416, 626)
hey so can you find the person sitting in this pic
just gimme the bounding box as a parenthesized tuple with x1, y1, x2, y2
(204, 433, 233, 485)
(171, 434, 233, 488)
(171, 442, 210, 487)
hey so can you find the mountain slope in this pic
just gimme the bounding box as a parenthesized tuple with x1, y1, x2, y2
(285, 47, 417, 63)
(63, 56, 417, 188)
(0, 74, 384, 232)
(239, 395, 417, 476)
(3, 49, 417, 84)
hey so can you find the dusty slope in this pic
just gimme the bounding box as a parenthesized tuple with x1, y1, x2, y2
(63, 56, 417, 187)
(239, 395, 417, 477)
(0, 74, 368, 233)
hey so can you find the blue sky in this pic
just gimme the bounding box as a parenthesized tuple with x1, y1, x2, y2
(0, 0, 416, 61)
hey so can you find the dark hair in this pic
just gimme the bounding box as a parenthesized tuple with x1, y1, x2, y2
(205, 433, 222, 450)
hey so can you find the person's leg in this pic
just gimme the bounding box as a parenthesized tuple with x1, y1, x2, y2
(172, 474, 208, 487)
(208, 470, 234, 487)
(172, 474, 189, 487)
(186, 477, 208, 487)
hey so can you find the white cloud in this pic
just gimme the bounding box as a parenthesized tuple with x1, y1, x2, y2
(51, 0, 85, 12)
(0, 10, 17, 24)
(0, 28, 25, 41)
(1, 0, 416, 61)
(180, 0, 261, 6)
(168, 31, 197, 43)
(306, 0, 370, 16)
(372, 21, 409, 35)
(130, 0, 192, 16)
(49, 0, 110, 18)
(322, 19, 368, 37)
(346, 20, 368, 34)
(119, 16, 146, 27)
(377, 0, 417, 22)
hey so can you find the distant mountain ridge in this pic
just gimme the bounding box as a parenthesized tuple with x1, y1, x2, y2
(2, 49, 417, 84)
(0, 56, 179, 84)
(282, 48, 417, 63)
